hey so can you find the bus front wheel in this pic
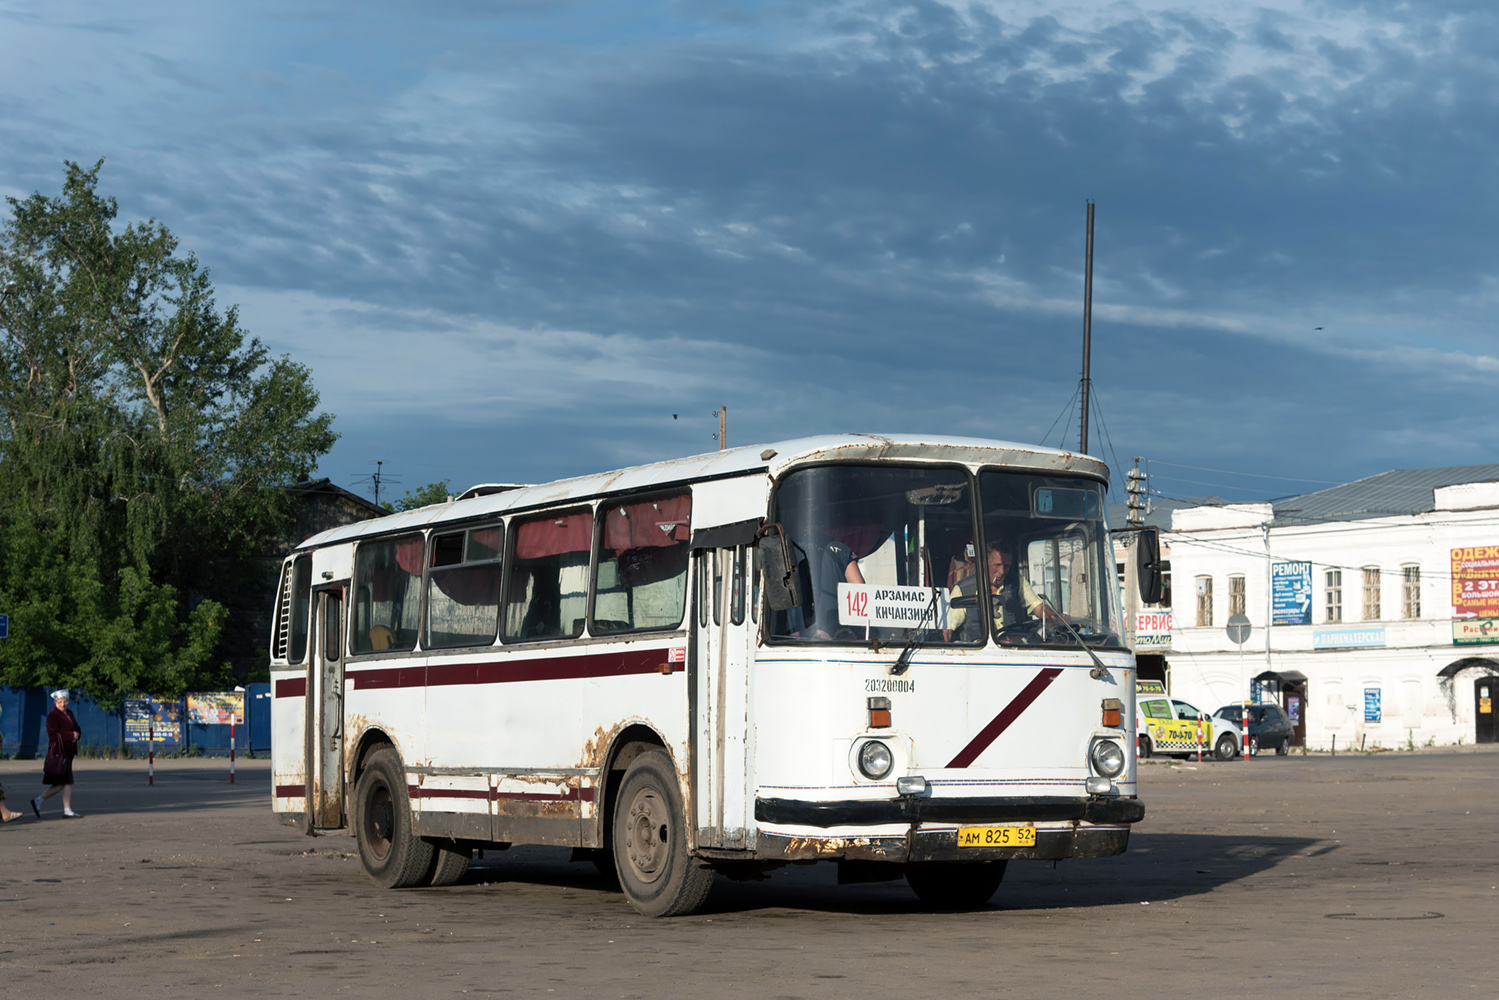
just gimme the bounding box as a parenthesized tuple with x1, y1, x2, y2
(611, 749, 714, 917)
(354, 746, 434, 889)
(906, 861, 1007, 910)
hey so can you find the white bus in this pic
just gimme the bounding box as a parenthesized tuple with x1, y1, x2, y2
(270, 434, 1145, 916)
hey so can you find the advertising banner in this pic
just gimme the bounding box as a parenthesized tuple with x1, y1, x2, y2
(1451, 544, 1499, 617)
(187, 692, 244, 725)
(1271, 561, 1313, 625)
(1135, 610, 1173, 649)
(124, 696, 183, 746)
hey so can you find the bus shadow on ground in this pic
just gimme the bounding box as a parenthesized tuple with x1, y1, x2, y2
(455, 833, 1321, 916)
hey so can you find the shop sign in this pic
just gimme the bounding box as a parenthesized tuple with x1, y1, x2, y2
(1272, 561, 1312, 625)
(1452, 618, 1499, 645)
(1313, 627, 1386, 650)
(1135, 610, 1173, 648)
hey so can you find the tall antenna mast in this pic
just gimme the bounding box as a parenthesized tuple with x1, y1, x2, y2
(1079, 200, 1095, 455)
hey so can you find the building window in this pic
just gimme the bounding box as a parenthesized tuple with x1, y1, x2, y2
(1325, 569, 1342, 623)
(1117, 562, 1126, 591)
(1401, 564, 1420, 620)
(1362, 566, 1381, 621)
(1159, 560, 1172, 608)
(1195, 576, 1213, 627)
(1228, 574, 1246, 617)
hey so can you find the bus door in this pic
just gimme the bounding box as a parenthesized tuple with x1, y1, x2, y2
(307, 586, 346, 829)
(692, 540, 756, 850)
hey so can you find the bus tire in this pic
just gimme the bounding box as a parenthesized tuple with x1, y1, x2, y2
(611, 750, 713, 917)
(354, 746, 434, 889)
(422, 842, 471, 887)
(1214, 734, 1237, 761)
(906, 861, 1007, 910)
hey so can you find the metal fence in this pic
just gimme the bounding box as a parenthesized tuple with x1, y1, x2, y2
(0, 683, 272, 758)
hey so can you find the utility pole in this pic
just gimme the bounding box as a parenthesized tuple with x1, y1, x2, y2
(1078, 201, 1095, 455)
(713, 406, 727, 450)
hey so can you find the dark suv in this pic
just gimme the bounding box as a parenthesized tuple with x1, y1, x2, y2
(1213, 703, 1295, 755)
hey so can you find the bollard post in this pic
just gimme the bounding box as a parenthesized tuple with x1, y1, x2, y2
(1196, 719, 1202, 762)
(230, 719, 236, 784)
(1242, 702, 1250, 761)
(148, 718, 155, 786)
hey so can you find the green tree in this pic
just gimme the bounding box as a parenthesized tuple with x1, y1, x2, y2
(382, 479, 452, 513)
(0, 159, 337, 703)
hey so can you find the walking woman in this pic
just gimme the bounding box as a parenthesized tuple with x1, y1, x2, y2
(31, 690, 82, 818)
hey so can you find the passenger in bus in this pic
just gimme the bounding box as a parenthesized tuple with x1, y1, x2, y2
(946, 541, 1058, 642)
(789, 534, 865, 639)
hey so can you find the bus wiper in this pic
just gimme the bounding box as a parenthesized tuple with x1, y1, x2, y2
(1038, 595, 1114, 681)
(890, 589, 941, 676)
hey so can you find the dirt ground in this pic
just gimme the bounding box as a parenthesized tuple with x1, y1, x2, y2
(0, 747, 1493, 999)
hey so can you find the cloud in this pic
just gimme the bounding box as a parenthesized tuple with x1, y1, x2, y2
(5, 1, 1499, 496)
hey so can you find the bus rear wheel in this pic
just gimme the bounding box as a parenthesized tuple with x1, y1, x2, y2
(611, 749, 713, 917)
(906, 861, 1007, 910)
(422, 842, 471, 887)
(354, 746, 434, 889)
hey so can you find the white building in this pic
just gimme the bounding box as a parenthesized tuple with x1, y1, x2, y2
(1158, 465, 1499, 750)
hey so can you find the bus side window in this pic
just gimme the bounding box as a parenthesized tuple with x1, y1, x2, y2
(697, 551, 709, 627)
(350, 535, 422, 654)
(592, 493, 691, 634)
(503, 510, 593, 642)
(730, 545, 746, 626)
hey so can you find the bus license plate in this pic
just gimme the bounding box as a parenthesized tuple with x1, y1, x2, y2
(957, 825, 1036, 848)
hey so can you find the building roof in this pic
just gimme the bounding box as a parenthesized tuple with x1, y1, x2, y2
(1107, 495, 1224, 532)
(290, 477, 389, 518)
(1270, 464, 1499, 526)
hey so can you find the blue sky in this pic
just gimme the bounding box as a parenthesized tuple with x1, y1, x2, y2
(3, 0, 1495, 506)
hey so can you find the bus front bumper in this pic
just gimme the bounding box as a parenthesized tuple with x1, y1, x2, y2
(749, 795, 1143, 862)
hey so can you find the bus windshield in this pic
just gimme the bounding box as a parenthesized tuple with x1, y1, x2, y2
(768, 464, 1123, 649)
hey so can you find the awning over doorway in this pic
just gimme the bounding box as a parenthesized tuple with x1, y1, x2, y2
(1253, 670, 1307, 684)
(1437, 657, 1499, 679)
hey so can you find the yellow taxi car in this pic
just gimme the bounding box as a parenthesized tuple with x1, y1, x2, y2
(1136, 680, 1242, 761)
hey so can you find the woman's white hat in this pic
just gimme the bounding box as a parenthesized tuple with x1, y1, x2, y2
(50, 689, 69, 699)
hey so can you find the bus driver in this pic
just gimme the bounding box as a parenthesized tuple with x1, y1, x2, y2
(946, 540, 1058, 642)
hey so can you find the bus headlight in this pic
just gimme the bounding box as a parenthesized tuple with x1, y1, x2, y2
(1090, 739, 1126, 778)
(857, 740, 894, 780)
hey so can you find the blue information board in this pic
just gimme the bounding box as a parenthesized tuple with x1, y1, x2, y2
(1272, 561, 1312, 625)
(1364, 687, 1382, 723)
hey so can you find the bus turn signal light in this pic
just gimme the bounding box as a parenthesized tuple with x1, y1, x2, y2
(1101, 698, 1123, 728)
(868, 696, 892, 728)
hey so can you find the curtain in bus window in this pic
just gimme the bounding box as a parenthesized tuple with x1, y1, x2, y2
(505, 511, 594, 641)
(595, 494, 691, 633)
(515, 513, 593, 559)
(352, 535, 422, 653)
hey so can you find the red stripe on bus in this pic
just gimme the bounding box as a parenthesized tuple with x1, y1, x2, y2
(407, 786, 595, 802)
(349, 648, 678, 691)
(275, 784, 306, 798)
(275, 677, 306, 698)
(945, 668, 1064, 769)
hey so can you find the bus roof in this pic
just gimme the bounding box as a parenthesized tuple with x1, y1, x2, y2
(297, 433, 1109, 551)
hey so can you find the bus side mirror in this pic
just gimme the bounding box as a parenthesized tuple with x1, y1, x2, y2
(1136, 526, 1163, 605)
(756, 525, 802, 611)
